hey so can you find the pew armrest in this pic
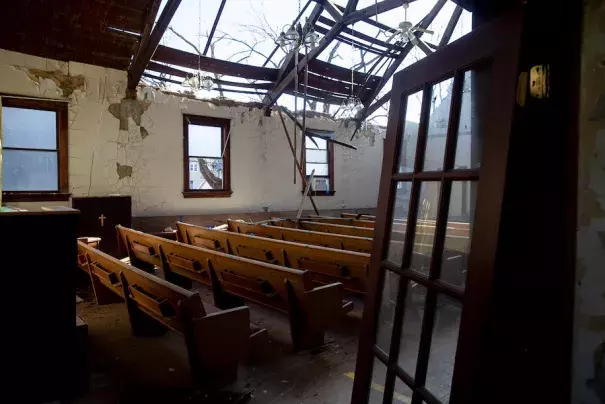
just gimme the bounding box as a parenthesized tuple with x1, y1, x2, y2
(304, 282, 347, 328)
(191, 306, 251, 377)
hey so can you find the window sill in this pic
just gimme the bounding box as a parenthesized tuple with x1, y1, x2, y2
(2, 192, 71, 202)
(183, 190, 233, 198)
(303, 191, 336, 197)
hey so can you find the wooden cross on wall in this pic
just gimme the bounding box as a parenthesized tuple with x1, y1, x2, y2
(98, 214, 106, 227)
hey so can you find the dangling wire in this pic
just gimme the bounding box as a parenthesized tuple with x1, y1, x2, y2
(197, 0, 202, 75)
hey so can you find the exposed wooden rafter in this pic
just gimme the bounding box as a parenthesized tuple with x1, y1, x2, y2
(317, 16, 402, 52)
(263, 0, 419, 109)
(313, 25, 396, 58)
(439, 5, 464, 48)
(128, 0, 181, 90)
(136, 0, 162, 56)
(203, 0, 227, 56)
(127, 0, 183, 91)
(152, 45, 278, 81)
(280, 108, 358, 150)
(360, 0, 447, 107)
(341, 0, 417, 25)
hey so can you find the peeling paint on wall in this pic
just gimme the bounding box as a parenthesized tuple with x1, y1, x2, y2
(116, 162, 133, 179)
(18, 67, 85, 97)
(108, 98, 151, 130)
(0, 48, 383, 217)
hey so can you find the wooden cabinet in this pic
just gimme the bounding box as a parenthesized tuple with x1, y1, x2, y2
(72, 196, 132, 258)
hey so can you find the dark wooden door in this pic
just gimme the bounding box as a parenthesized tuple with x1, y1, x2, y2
(72, 196, 131, 258)
(351, 9, 523, 404)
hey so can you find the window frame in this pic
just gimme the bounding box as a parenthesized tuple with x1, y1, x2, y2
(1, 96, 69, 202)
(302, 131, 335, 197)
(182, 114, 232, 198)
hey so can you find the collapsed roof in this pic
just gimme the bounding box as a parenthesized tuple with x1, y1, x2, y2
(0, 0, 514, 124)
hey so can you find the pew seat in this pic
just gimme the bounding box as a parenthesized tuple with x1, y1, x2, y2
(77, 241, 264, 385)
(116, 226, 353, 351)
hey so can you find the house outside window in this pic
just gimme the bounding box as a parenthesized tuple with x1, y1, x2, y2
(1, 97, 69, 202)
(304, 129, 335, 196)
(183, 115, 231, 198)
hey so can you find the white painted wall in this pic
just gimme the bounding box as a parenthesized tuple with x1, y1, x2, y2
(0, 49, 383, 216)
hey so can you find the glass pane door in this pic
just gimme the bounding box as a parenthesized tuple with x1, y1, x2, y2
(352, 9, 523, 404)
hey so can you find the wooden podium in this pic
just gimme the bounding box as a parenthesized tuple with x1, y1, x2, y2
(72, 196, 131, 258)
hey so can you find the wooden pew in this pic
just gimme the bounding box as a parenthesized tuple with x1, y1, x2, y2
(176, 221, 370, 294)
(116, 226, 353, 351)
(341, 212, 376, 221)
(304, 215, 375, 228)
(227, 220, 374, 253)
(76, 237, 101, 273)
(77, 241, 254, 385)
(272, 219, 375, 238)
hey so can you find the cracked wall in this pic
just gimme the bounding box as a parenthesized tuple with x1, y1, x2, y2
(574, 1, 605, 403)
(0, 48, 382, 216)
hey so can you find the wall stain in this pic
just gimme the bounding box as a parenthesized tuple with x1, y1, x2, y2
(19, 68, 85, 97)
(108, 98, 151, 130)
(116, 162, 133, 179)
(140, 126, 150, 140)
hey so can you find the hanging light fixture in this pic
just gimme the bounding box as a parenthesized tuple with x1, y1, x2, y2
(182, 0, 214, 96)
(277, 18, 320, 52)
(338, 23, 363, 119)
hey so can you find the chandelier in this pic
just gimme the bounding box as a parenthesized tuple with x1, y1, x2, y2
(183, 71, 214, 97)
(338, 22, 363, 119)
(277, 19, 320, 51)
(182, 0, 214, 97)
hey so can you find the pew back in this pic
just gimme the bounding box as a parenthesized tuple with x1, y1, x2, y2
(176, 221, 370, 293)
(227, 220, 373, 253)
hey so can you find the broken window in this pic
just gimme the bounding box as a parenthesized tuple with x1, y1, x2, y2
(1, 97, 69, 201)
(304, 129, 334, 196)
(183, 115, 232, 198)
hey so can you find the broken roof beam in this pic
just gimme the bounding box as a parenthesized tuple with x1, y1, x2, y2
(128, 0, 182, 91)
(280, 108, 358, 150)
(311, 0, 398, 33)
(313, 25, 397, 58)
(316, 16, 402, 52)
(136, 0, 162, 56)
(203, 0, 227, 56)
(323, 0, 344, 21)
(439, 5, 463, 47)
(342, 0, 416, 25)
(263, 0, 411, 108)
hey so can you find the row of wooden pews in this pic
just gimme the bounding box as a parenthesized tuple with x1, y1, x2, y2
(227, 219, 374, 253)
(175, 221, 370, 294)
(115, 226, 354, 351)
(77, 239, 266, 386)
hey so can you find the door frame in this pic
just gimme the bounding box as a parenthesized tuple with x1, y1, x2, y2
(352, 8, 524, 404)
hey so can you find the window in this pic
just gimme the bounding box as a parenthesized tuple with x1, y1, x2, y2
(183, 115, 231, 198)
(304, 130, 334, 196)
(1, 97, 69, 201)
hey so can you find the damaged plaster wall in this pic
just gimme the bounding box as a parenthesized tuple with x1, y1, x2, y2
(573, 0, 605, 403)
(0, 48, 382, 216)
